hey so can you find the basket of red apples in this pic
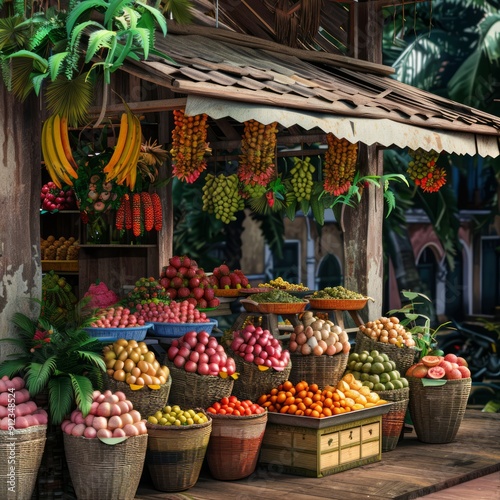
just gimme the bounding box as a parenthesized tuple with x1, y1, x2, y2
(165, 330, 237, 409)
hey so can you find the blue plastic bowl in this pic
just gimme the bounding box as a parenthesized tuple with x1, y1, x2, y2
(150, 319, 218, 338)
(84, 323, 153, 342)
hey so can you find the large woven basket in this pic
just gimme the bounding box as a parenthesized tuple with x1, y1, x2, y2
(63, 433, 148, 500)
(288, 352, 349, 388)
(374, 386, 410, 452)
(165, 360, 234, 408)
(0, 425, 46, 500)
(408, 376, 472, 444)
(230, 353, 292, 402)
(146, 417, 212, 492)
(354, 331, 417, 377)
(206, 411, 268, 480)
(307, 297, 368, 311)
(103, 375, 172, 419)
(240, 299, 308, 315)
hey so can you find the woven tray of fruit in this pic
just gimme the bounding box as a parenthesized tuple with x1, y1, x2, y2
(240, 290, 308, 315)
(307, 286, 373, 310)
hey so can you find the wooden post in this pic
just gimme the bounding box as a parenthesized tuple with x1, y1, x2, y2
(0, 89, 42, 360)
(342, 0, 384, 320)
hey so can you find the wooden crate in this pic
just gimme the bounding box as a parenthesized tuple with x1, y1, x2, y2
(259, 414, 382, 477)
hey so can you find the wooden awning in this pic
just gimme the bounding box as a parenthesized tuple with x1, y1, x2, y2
(120, 23, 500, 157)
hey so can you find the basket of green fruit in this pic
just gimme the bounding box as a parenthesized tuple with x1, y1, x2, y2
(240, 290, 308, 315)
(307, 286, 371, 310)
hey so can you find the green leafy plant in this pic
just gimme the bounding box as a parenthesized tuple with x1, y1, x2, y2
(0, 303, 106, 424)
(386, 290, 453, 358)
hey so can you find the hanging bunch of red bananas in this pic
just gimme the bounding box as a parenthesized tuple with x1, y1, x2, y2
(407, 148, 446, 193)
(170, 109, 209, 183)
(323, 133, 358, 196)
(238, 120, 278, 186)
(115, 192, 163, 237)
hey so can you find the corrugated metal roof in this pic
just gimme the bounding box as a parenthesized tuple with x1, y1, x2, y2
(122, 23, 500, 157)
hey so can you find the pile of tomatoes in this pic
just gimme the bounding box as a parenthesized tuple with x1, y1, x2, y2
(206, 396, 265, 416)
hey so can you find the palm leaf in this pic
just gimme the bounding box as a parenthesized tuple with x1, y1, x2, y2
(45, 72, 95, 126)
(25, 357, 57, 395)
(66, 0, 108, 36)
(0, 358, 29, 379)
(85, 29, 116, 63)
(8, 56, 37, 101)
(11, 312, 37, 335)
(69, 373, 94, 416)
(48, 51, 70, 81)
(48, 376, 74, 424)
(137, 0, 169, 34)
(160, 0, 193, 26)
(74, 350, 107, 371)
(104, 0, 134, 26)
(0, 15, 30, 51)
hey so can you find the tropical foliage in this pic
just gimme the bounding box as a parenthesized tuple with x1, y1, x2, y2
(0, 301, 106, 424)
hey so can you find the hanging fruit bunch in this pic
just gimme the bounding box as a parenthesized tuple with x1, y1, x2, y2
(115, 192, 163, 237)
(407, 148, 446, 193)
(202, 173, 245, 223)
(41, 114, 79, 188)
(238, 119, 278, 187)
(323, 133, 358, 196)
(102, 107, 143, 190)
(290, 156, 315, 202)
(170, 109, 209, 183)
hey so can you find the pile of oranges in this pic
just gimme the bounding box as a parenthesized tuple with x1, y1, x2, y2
(257, 375, 387, 418)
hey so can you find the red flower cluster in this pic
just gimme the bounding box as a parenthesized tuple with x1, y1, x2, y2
(32, 329, 52, 350)
(414, 168, 447, 193)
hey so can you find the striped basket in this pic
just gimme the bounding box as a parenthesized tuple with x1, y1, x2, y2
(288, 352, 349, 389)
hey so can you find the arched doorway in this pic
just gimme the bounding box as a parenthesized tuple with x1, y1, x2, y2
(316, 253, 343, 290)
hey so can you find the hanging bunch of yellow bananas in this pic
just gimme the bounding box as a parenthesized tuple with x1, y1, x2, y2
(323, 133, 358, 196)
(103, 108, 143, 190)
(41, 114, 79, 189)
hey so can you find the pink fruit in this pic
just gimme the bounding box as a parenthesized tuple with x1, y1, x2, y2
(458, 366, 471, 378)
(96, 428, 113, 439)
(427, 366, 446, 379)
(71, 423, 86, 437)
(123, 423, 139, 436)
(438, 360, 453, 374)
(447, 368, 463, 379)
(112, 427, 126, 437)
(456, 357, 468, 367)
(83, 426, 97, 439)
(444, 353, 458, 364)
(15, 416, 29, 429)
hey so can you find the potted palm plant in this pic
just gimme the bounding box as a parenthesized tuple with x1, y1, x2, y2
(0, 301, 106, 424)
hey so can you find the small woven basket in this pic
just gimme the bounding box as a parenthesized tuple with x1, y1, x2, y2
(230, 353, 292, 402)
(240, 299, 308, 315)
(307, 297, 368, 311)
(103, 376, 172, 419)
(408, 376, 472, 444)
(355, 331, 417, 377)
(374, 387, 410, 452)
(0, 425, 47, 500)
(63, 433, 148, 500)
(165, 360, 234, 408)
(206, 412, 268, 480)
(146, 416, 212, 492)
(288, 352, 349, 388)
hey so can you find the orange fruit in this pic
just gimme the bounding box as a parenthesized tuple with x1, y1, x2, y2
(282, 381, 293, 391)
(309, 383, 319, 393)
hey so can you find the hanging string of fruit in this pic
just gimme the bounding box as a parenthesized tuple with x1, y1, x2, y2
(290, 156, 315, 201)
(407, 148, 446, 193)
(323, 133, 358, 196)
(170, 109, 209, 183)
(238, 119, 278, 186)
(202, 173, 245, 223)
(115, 192, 163, 236)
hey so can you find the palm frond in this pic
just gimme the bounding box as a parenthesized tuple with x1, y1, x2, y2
(45, 72, 95, 126)
(66, 0, 108, 36)
(48, 51, 70, 81)
(48, 376, 74, 424)
(104, 0, 135, 27)
(160, 0, 193, 26)
(0, 15, 31, 52)
(10, 312, 37, 336)
(74, 350, 107, 371)
(85, 29, 116, 63)
(69, 373, 94, 416)
(0, 358, 29, 379)
(25, 357, 57, 395)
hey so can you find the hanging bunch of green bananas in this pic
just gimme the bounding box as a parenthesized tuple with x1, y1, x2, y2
(202, 173, 245, 224)
(290, 156, 315, 201)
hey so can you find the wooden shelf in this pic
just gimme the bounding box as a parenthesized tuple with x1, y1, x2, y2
(42, 260, 79, 273)
(79, 244, 157, 248)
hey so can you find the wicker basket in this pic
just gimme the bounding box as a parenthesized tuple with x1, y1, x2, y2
(146, 417, 212, 492)
(214, 288, 241, 297)
(103, 375, 172, 420)
(354, 331, 417, 377)
(63, 433, 148, 500)
(240, 299, 308, 315)
(374, 386, 410, 452)
(0, 425, 46, 500)
(408, 376, 472, 444)
(230, 353, 292, 402)
(206, 412, 268, 480)
(288, 352, 349, 388)
(165, 360, 234, 408)
(307, 297, 368, 311)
